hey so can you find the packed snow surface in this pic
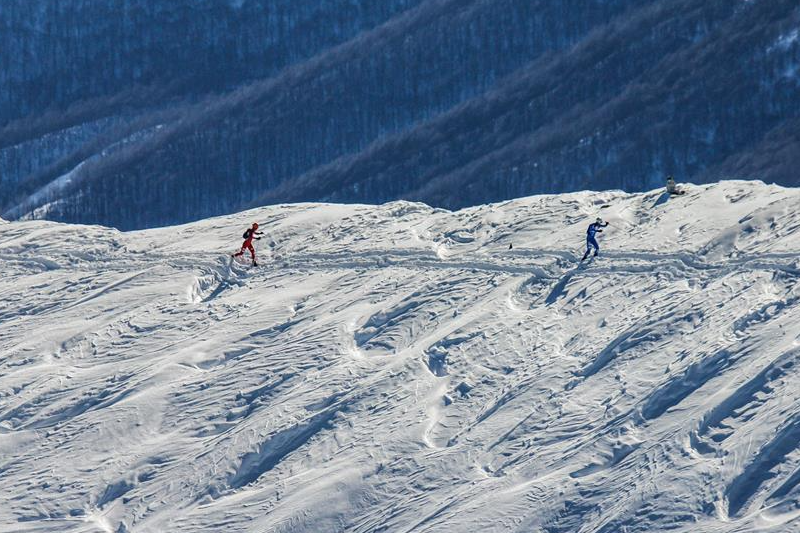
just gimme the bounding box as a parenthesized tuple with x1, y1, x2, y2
(1, 181, 800, 533)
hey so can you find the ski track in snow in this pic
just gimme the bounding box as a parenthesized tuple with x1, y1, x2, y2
(1, 182, 800, 532)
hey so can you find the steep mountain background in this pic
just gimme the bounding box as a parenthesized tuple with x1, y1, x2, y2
(1, 0, 799, 229)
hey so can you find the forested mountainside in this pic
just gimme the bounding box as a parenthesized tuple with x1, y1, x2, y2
(1, 0, 799, 229)
(0, 0, 424, 126)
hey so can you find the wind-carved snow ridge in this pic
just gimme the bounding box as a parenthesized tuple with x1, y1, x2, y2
(227, 401, 344, 490)
(1, 181, 800, 532)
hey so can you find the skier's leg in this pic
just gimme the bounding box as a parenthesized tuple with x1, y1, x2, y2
(582, 240, 591, 261)
(247, 243, 256, 264)
(589, 237, 600, 256)
(233, 245, 245, 257)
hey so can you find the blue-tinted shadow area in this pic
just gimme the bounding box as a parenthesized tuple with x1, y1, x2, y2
(652, 192, 670, 208)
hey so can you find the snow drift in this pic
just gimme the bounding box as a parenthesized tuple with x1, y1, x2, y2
(1, 181, 799, 532)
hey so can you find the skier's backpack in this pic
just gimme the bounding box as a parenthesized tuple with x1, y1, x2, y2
(242, 229, 252, 239)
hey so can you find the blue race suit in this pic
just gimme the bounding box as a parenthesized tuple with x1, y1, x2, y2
(584, 222, 608, 258)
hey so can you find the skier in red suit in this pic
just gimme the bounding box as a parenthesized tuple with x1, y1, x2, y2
(233, 222, 263, 266)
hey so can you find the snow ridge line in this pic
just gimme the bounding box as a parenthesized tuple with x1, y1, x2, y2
(5, 246, 798, 279)
(267, 251, 800, 281)
(724, 413, 800, 519)
(692, 348, 800, 457)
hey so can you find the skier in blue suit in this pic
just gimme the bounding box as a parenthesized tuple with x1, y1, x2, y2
(582, 218, 609, 261)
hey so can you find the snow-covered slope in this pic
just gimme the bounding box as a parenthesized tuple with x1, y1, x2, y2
(1, 181, 799, 533)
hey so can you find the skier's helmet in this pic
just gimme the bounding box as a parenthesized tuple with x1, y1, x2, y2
(252, 222, 259, 229)
(595, 217, 603, 224)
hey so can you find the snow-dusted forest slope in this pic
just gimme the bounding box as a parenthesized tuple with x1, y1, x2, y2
(1, 181, 800, 532)
(3, 0, 799, 229)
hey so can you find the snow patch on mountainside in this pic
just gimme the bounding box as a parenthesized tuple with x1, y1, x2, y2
(1, 181, 799, 532)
